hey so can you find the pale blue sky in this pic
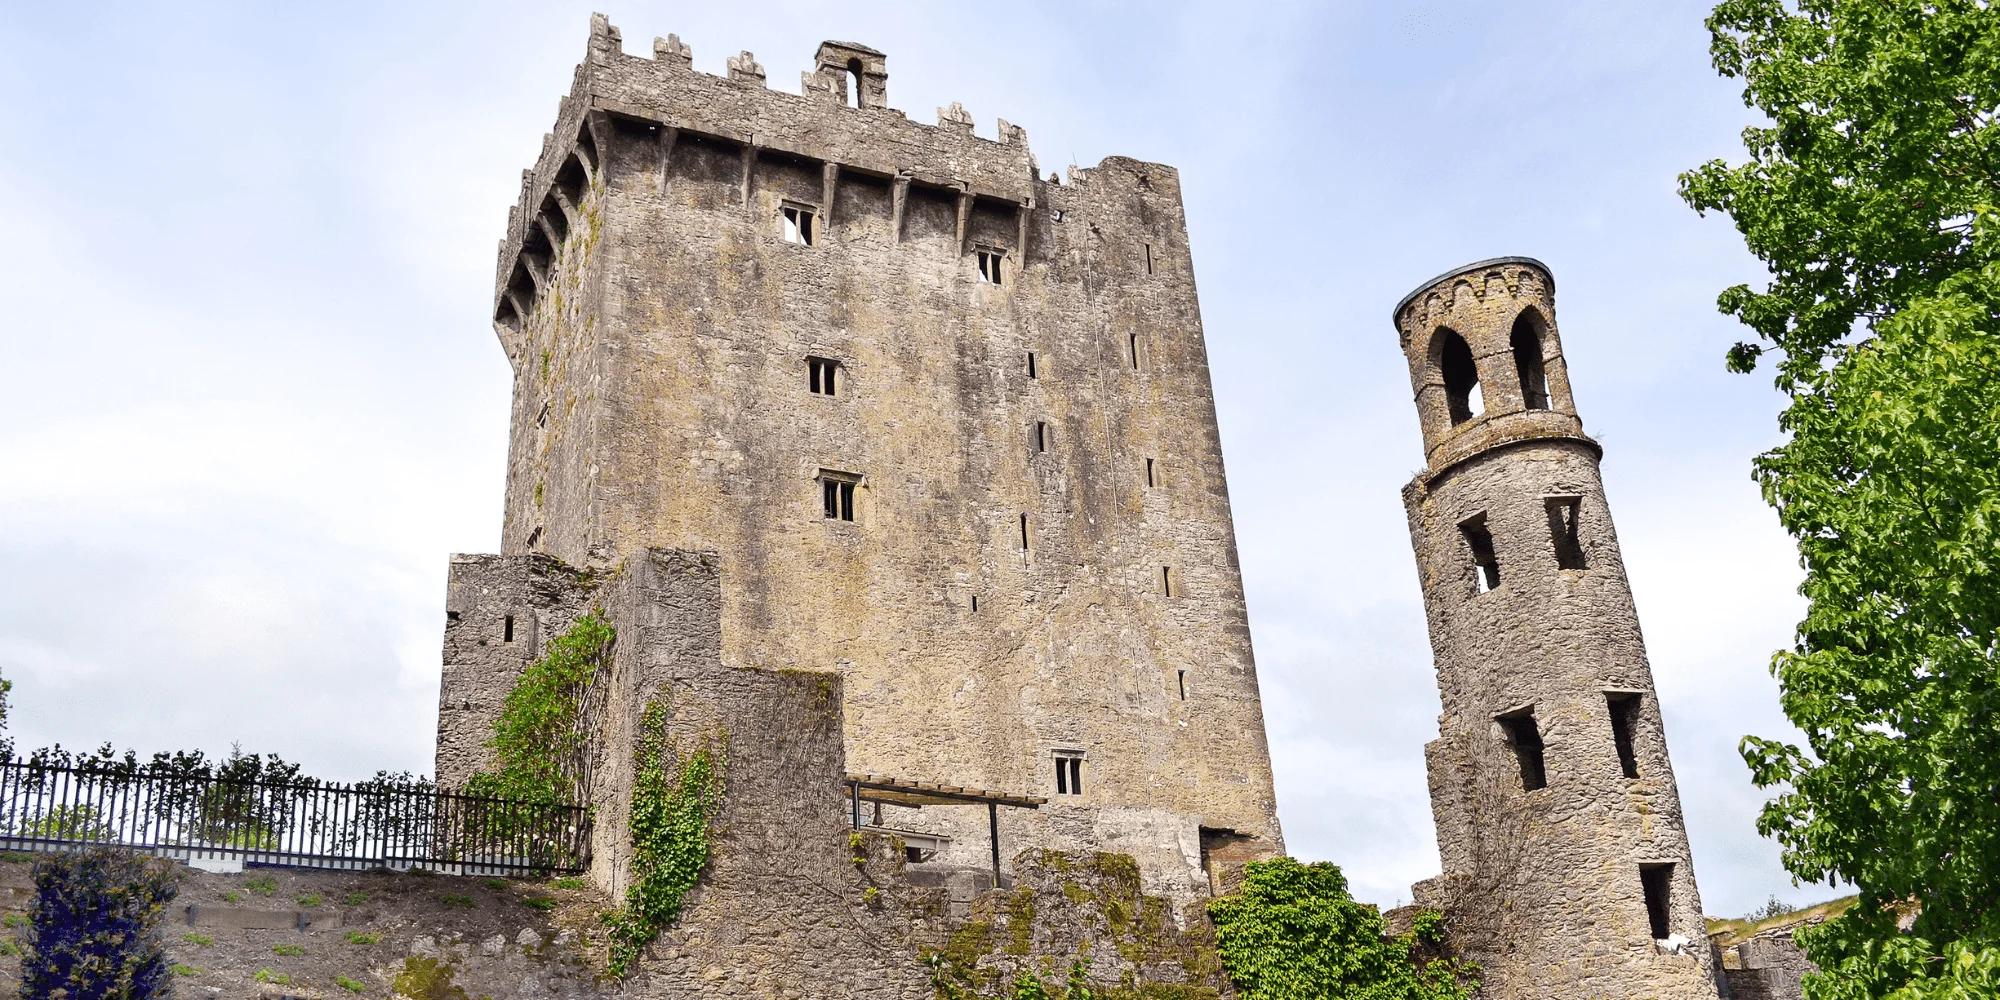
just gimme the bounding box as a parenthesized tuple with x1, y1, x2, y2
(0, 1, 1816, 914)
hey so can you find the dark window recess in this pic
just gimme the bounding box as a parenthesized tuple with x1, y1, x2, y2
(1019, 513, 1030, 550)
(1499, 708, 1547, 791)
(1162, 566, 1175, 598)
(820, 473, 857, 521)
(1512, 312, 1551, 410)
(971, 595, 979, 612)
(781, 204, 815, 246)
(1146, 458, 1156, 488)
(525, 526, 543, 550)
(1143, 242, 1154, 275)
(1608, 693, 1642, 778)
(1027, 351, 1038, 378)
(503, 615, 515, 643)
(905, 845, 923, 864)
(977, 248, 1005, 285)
(535, 402, 550, 429)
(1460, 516, 1501, 593)
(1177, 670, 1187, 700)
(1129, 333, 1141, 369)
(808, 357, 839, 396)
(1054, 755, 1083, 795)
(1641, 864, 1674, 940)
(1547, 496, 1586, 569)
(1439, 330, 1482, 424)
(1034, 421, 1049, 453)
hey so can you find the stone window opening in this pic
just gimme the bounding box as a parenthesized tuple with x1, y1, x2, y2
(1608, 692, 1642, 779)
(1459, 515, 1501, 594)
(1498, 707, 1547, 791)
(535, 402, 550, 429)
(971, 595, 979, 612)
(808, 356, 839, 396)
(1027, 351, 1038, 378)
(1146, 458, 1157, 488)
(525, 525, 543, 550)
(1438, 329, 1483, 424)
(1129, 333, 1141, 370)
(1512, 311, 1551, 410)
(1641, 864, 1674, 941)
(977, 247, 1006, 285)
(1178, 669, 1187, 700)
(1143, 242, 1154, 275)
(1162, 565, 1175, 598)
(1546, 495, 1587, 570)
(845, 58, 862, 107)
(503, 615, 515, 643)
(819, 470, 859, 521)
(1053, 752, 1084, 795)
(781, 202, 817, 246)
(1019, 513, 1030, 551)
(1034, 421, 1050, 453)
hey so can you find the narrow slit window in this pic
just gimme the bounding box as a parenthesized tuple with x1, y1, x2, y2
(1143, 242, 1154, 275)
(1027, 351, 1038, 378)
(1641, 864, 1674, 940)
(1145, 458, 1156, 488)
(1129, 333, 1141, 369)
(971, 595, 979, 612)
(1162, 566, 1174, 598)
(1608, 693, 1641, 779)
(977, 248, 1005, 285)
(1034, 421, 1049, 453)
(1546, 495, 1586, 569)
(1054, 754, 1083, 795)
(503, 615, 515, 643)
(535, 402, 550, 429)
(1498, 708, 1547, 791)
(1019, 513, 1029, 550)
(807, 357, 839, 396)
(781, 203, 816, 246)
(1177, 669, 1187, 700)
(1459, 515, 1501, 593)
(819, 471, 858, 521)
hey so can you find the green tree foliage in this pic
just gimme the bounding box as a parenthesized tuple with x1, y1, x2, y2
(1679, 2, 2000, 996)
(1205, 858, 1475, 1000)
(605, 700, 724, 977)
(465, 611, 613, 804)
(20, 848, 180, 1000)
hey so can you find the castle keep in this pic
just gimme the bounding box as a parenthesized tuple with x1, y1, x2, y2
(440, 14, 1281, 906)
(1393, 258, 1722, 998)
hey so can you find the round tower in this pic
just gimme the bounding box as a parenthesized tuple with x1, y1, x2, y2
(1393, 258, 1720, 999)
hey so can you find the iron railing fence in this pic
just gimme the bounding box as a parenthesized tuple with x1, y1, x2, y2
(0, 760, 589, 876)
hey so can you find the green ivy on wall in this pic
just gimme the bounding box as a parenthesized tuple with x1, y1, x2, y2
(466, 611, 613, 805)
(606, 699, 725, 977)
(1206, 858, 1476, 1000)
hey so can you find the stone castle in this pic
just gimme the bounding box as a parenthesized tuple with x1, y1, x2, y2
(434, 16, 1730, 998)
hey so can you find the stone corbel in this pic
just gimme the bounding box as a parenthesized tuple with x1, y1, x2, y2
(821, 162, 840, 226)
(955, 186, 973, 254)
(657, 125, 679, 195)
(891, 174, 911, 243)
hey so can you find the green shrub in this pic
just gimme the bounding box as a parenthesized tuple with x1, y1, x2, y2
(273, 942, 305, 956)
(19, 848, 180, 1000)
(440, 893, 476, 909)
(346, 931, 380, 945)
(343, 890, 369, 905)
(296, 891, 322, 907)
(244, 875, 277, 896)
(337, 974, 369, 993)
(1207, 858, 1476, 1000)
(182, 931, 212, 946)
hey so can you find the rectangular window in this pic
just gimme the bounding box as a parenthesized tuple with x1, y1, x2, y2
(1027, 351, 1037, 379)
(1054, 753, 1083, 795)
(971, 595, 979, 612)
(1162, 566, 1174, 598)
(781, 203, 816, 246)
(1146, 458, 1156, 488)
(819, 471, 858, 521)
(807, 356, 838, 396)
(1019, 513, 1029, 551)
(1608, 693, 1641, 778)
(1546, 495, 1587, 569)
(977, 247, 1005, 285)
(1498, 707, 1547, 791)
(1641, 864, 1674, 940)
(1459, 515, 1501, 593)
(503, 615, 515, 643)
(1034, 421, 1049, 453)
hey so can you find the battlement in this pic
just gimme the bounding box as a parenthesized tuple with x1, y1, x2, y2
(493, 15, 1052, 336)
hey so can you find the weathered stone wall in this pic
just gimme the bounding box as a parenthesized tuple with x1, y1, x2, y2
(481, 14, 1282, 901)
(1393, 258, 1721, 999)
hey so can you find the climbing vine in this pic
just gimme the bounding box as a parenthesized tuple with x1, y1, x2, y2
(605, 699, 725, 977)
(1206, 858, 1477, 1000)
(465, 611, 613, 805)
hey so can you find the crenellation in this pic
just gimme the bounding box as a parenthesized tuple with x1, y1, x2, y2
(725, 49, 765, 85)
(652, 32, 692, 68)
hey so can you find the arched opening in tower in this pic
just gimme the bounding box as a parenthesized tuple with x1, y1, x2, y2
(846, 58, 864, 107)
(1511, 310, 1551, 410)
(1439, 330, 1482, 424)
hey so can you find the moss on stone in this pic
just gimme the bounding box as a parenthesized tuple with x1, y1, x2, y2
(1005, 887, 1036, 956)
(392, 956, 477, 1000)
